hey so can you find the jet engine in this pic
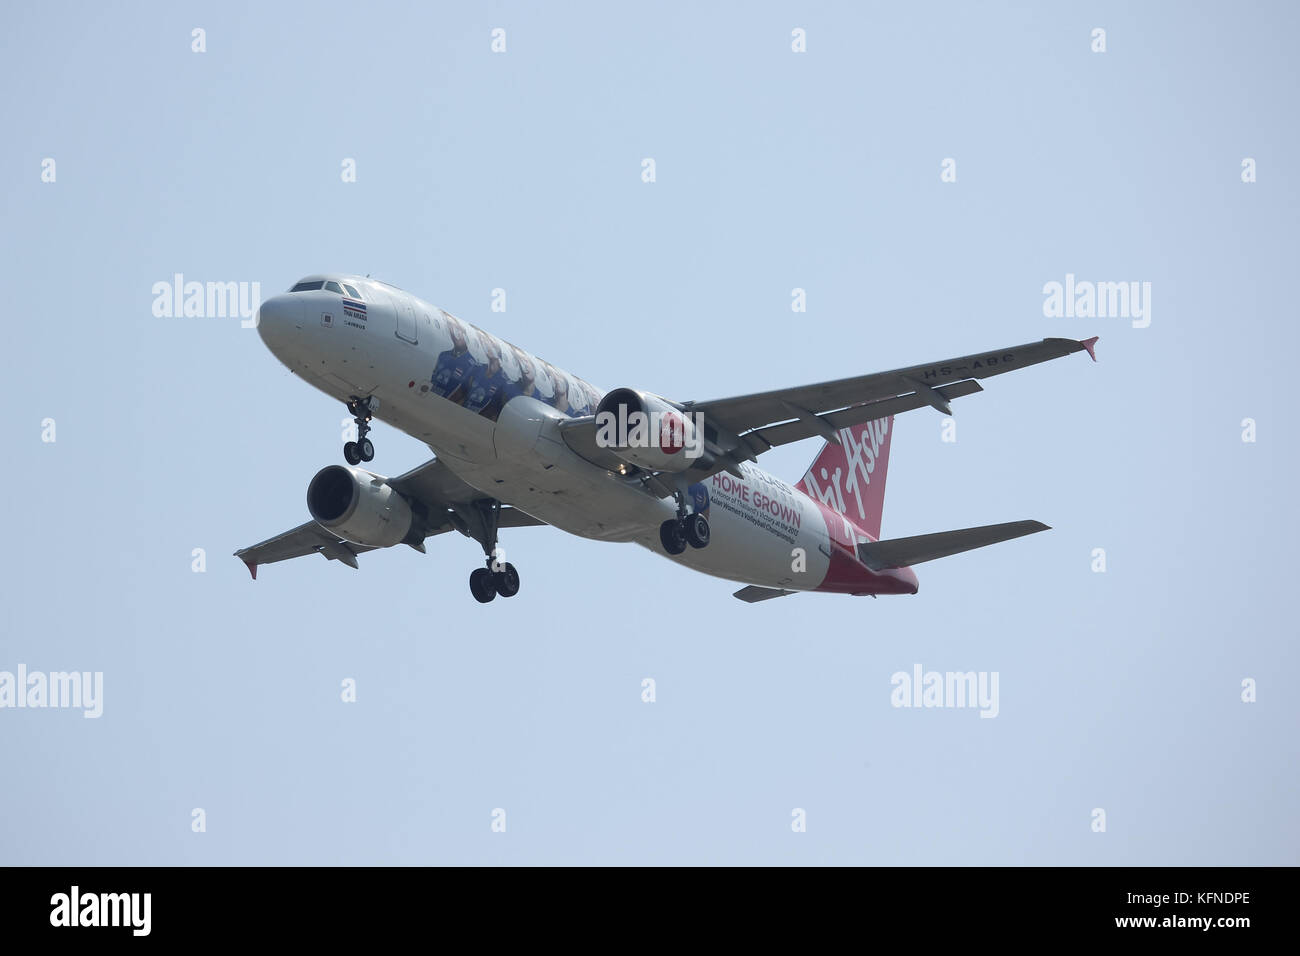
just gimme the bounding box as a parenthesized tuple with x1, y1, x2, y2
(306, 464, 415, 549)
(595, 388, 703, 472)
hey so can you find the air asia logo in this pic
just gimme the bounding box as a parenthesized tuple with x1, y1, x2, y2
(50, 886, 151, 936)
(660, 412, 685, 454)
(802, 419, 888, 522)
(595, 408, 705, 459)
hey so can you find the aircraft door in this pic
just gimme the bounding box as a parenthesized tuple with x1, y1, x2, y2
(393, 293, 418, 344)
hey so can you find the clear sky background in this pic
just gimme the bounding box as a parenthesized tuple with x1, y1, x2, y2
(2, 1, 1295, 865)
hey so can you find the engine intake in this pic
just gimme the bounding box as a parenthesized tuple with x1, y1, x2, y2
(307, 465, 415, 549)
(595, 388, 704, 472)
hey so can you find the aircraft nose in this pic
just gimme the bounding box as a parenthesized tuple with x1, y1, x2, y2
(255, 294, 303, 347)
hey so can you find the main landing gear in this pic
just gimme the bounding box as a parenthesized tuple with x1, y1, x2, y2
(470, 561, 520, 604)
(343, 396, 378, 465)
(464, 499, 521, 603)
(659, 485, 710, 556)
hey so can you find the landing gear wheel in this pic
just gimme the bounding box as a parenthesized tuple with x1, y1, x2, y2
(469, 567, 497, 603)
(659, 519, 687, 556)
(344, 396, 377, 465)
(493, 562, 520, 598)
(684, 513, 710, 549)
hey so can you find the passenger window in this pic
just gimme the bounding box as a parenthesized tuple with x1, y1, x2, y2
(342, 284, 361, 298)
(324, 280, 344, 294)
(290, 280, 324, 292)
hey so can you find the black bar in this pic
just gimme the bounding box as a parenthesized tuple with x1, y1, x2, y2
(0, 866, 1280, 941)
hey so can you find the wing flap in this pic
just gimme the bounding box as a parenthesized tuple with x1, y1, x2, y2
(234, 521, 374, 574)
(856, 520, 1049, 570)
(746, 380, 983, 451)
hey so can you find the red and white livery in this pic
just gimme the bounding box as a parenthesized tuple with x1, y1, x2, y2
(237, 274, 1097, 603)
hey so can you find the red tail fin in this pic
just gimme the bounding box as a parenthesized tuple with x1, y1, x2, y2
(794, 416, 894, 540)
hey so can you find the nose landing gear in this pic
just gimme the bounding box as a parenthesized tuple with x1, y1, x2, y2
(343, 396, 378, 465)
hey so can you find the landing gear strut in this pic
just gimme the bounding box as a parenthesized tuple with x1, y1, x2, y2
(343, 396, 377, 465)
(464, 498, 521, 603)
(659, 484, 710, 556)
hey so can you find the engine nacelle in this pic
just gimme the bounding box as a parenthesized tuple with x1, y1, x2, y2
(595, 387, 703, 472)
(306, 465, 414, 549)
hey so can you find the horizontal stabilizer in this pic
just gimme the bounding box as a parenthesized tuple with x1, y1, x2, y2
(733, 585, 797, 603)
(856, 520, 1049, 571)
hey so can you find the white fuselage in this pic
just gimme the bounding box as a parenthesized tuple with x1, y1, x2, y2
(256, 276, 911, 595)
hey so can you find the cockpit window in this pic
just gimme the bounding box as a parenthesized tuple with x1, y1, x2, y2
(324, 280, 344, 294)
(290, 280, 324, 292)
(342, 283, 362, 299)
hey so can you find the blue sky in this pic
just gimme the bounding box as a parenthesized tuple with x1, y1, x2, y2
(1, 1, 1295, 864)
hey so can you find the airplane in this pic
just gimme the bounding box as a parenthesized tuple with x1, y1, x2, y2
(236, 274, 1098, 603)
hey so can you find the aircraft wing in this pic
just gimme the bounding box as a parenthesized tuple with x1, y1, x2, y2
(687, 336, 1098, 457)
(234, 457, 546, 577)
(559, 336, 1097, 495)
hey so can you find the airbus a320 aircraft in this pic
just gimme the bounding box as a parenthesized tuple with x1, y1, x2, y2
(237, 275, 1097, 603)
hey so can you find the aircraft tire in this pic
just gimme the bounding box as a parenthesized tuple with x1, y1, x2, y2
(494, 563, 521, 598)
(470, 567, 497, 603)
(684, 513, 710, 549)
(659, 519, 687, 556)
